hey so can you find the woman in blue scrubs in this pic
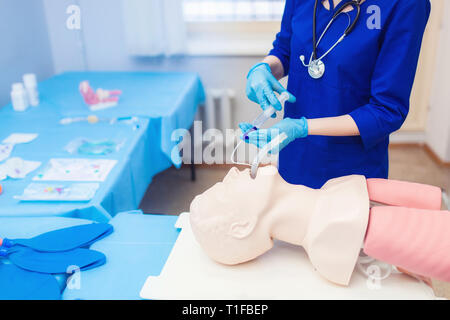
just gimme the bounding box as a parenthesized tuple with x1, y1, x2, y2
(242, 0, 431, 188)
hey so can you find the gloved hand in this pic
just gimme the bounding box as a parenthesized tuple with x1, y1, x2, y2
(239, 117, 308, 154)
(246, 63, 296, 116)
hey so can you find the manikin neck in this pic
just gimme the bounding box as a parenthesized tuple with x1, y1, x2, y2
(267, 184, 320, 246)
(322, 0, 342, 10)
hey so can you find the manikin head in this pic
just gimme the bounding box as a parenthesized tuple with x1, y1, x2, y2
(190, 166, 292, 265)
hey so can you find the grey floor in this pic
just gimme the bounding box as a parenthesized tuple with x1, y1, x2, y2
(139, 145, 450, 215)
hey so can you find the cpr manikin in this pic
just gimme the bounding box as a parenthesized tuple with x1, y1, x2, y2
(190, 166, 449, 286)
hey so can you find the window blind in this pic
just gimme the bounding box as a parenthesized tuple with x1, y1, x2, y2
(183, 0, 285, 21)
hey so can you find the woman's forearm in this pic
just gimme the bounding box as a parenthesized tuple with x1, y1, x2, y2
(307, 115, 360, 136)
(262, 55, 285, 80)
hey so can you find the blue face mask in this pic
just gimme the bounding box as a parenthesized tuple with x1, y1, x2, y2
(0, 222, 113, 299)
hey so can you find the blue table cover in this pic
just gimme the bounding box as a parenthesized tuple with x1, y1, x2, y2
(0, 116, 170, 222)
(63, 211, 180, 300)
(0, 72, 205, 221)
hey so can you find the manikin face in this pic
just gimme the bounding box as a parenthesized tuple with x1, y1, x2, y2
(190, 166, 281, 265)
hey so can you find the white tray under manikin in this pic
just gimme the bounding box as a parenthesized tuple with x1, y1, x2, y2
(140, 213, 435, 300)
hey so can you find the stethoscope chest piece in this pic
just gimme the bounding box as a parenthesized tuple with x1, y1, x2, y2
(308, 59, 325, 79)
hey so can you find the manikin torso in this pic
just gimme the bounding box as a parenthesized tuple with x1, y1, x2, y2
(190, 166, 369, 285)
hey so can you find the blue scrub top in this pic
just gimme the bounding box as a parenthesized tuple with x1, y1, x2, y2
(269, 0, 430, 188)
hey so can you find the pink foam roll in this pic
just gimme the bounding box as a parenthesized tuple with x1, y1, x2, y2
(364, 206, 450, 282)
(367, 179, 442, 210)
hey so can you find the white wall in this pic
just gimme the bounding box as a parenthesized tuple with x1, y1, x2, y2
(42, 0, 267, 127)
(426, 1, 450, 163)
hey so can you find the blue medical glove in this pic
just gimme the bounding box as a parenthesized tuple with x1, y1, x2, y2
(240, 117, 308, 154)
(246, 63, 296, 116)
(238, 122, 254, 140)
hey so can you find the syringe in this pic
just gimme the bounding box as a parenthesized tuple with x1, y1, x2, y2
(242, 91, 290, 140)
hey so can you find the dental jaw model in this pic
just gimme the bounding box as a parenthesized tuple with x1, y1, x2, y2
(79, 81, 122, 111)
(190, 166, 450, 287)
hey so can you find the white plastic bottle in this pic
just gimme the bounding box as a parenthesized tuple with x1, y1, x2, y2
(23, 73, 39, 106)
(10, 83, 29, 112)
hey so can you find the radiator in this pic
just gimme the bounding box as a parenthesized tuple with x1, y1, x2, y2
(199, 89, 235, 131)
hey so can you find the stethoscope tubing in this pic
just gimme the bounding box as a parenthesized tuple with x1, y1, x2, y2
(310, 0, 362, 65)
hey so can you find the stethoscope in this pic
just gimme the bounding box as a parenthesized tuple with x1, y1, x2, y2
(300, 0, 363, 79)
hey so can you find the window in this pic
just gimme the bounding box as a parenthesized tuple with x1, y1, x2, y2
(183, 0, 286, 55)
(183, 0, 285, 22)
